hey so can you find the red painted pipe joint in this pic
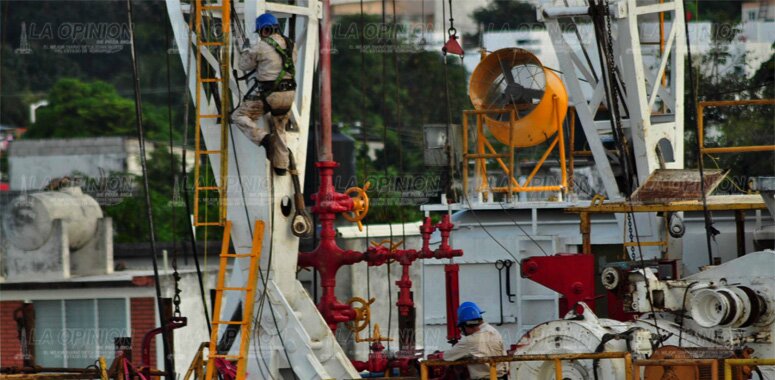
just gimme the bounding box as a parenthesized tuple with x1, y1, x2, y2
(299, 167, 464, 331)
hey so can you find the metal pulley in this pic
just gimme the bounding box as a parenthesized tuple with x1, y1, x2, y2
(469, 48, 569, 148)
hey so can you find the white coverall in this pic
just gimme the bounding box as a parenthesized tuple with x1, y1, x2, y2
(443, 322, 509, 379)
(232, 33, 297, 171)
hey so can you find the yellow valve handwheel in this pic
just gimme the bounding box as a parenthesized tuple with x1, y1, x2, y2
(359, 323, 393, 343)
(343, 182, 370, 231)
(370, 239, 404, 252)
(346, 297, 374, 333)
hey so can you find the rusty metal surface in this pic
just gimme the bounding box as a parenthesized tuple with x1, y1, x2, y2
(631, 169, 726, 203)
(566, 194, 767, 214)
(420, 352, 633, 380)
(0, 374, 100, 380)
(421, 351, 631, 367)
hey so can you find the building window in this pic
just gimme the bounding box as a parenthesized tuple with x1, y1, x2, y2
(34, 299, 128, 368)
(749, 10, 757, 21)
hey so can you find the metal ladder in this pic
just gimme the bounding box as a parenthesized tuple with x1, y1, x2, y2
(193, 0, 231, 227)
(205, 220, 264, 380)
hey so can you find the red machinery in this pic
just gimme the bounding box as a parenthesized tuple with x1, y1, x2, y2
(521, 254, 596, 316)
(297, 160, 464, 374)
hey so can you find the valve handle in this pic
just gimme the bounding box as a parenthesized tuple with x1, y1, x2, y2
(370, 239, 404, 252)
(343, 182, 371, 231)
(364, 323, 393, 343)
(346, 297, 374, 333)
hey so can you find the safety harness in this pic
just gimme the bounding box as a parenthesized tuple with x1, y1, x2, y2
(243, 34, 297, 115)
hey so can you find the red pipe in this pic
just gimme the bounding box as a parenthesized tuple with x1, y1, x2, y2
(141, 317, 186, 379)
(444, 264, 461, 343)
(395, 253, 416, 317)
(319, 0, 333, 161)
(299, 164, 464, 331)
(350, 342, 389, 374)
(299, 162, 361, 330)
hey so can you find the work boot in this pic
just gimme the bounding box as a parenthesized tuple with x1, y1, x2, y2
(267, 133, 288, 176)
(259, 135, 271, 160)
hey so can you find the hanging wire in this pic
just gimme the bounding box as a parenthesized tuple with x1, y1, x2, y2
(591, 0, 665, 342)
(461, 193, 521, 263)
(224, 36, 300, 380)
(179, 1, 212, 333)
(682, 0, 716, 265)
(441, 0, 455, 192)
(420, 0, 426, 44)
(387, 221, 393, 352)
(125, 0, 174, 375)
(495, 202, 549, 256)
(366, 224, 372, 340)
(188, 6, 297, 377)
(392, 0, 403, 172)
(360, 0, 368, 180)
(359, 0, 373, 341)
(381, 0, 388, 177)
(251, 172, 297, 380)
(164, 5, 183, 320)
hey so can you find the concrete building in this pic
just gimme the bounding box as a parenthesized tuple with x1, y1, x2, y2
(0, 186, 213, 375)
(7, 137, 194, 192)
(742, 0, 775, 22)
(0, 269, 213, 376)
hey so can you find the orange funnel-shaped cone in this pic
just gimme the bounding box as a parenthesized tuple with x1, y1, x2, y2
(469, 48, 568, 148)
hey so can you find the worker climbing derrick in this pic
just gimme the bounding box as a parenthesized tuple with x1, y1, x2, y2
(232, 12, 297, 176)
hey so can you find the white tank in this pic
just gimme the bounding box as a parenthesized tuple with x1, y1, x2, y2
(3, 187, 103, 250)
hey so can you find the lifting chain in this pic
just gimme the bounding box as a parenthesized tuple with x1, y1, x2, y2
(604, 0, 639, 263)
(172, 254, 182, 317)
(626, 213, 637, 261)
(602, 0, 636, 194)
(602, 0, 624, 139)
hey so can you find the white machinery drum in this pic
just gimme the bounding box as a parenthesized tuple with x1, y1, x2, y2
(511, 305, 634, 380)
(2, 187, 103, 251)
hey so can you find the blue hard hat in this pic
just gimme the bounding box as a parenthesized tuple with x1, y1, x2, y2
(255, 13, 279, 32)
(457, 301, 485, 326)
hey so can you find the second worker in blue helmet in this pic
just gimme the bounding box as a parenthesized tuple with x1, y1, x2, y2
(443, 301, 509, 379)
(233, 13, 297, 176)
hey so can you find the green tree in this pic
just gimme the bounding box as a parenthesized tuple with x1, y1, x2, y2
(472, 0, 539, 31)
(330, 15, 469, 222)
(691, 1, 741, 24)
(18, 77, 193, 243)
(685, 47, 775, 191)
(25, 78, 177, 142)
(102, 147, 191, 243)
(466, 0, 540, 48)
(1, 0, 184, 128)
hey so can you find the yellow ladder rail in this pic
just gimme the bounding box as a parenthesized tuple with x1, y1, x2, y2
(205, 220, 265, 380)
(192, 0, 231, 227)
